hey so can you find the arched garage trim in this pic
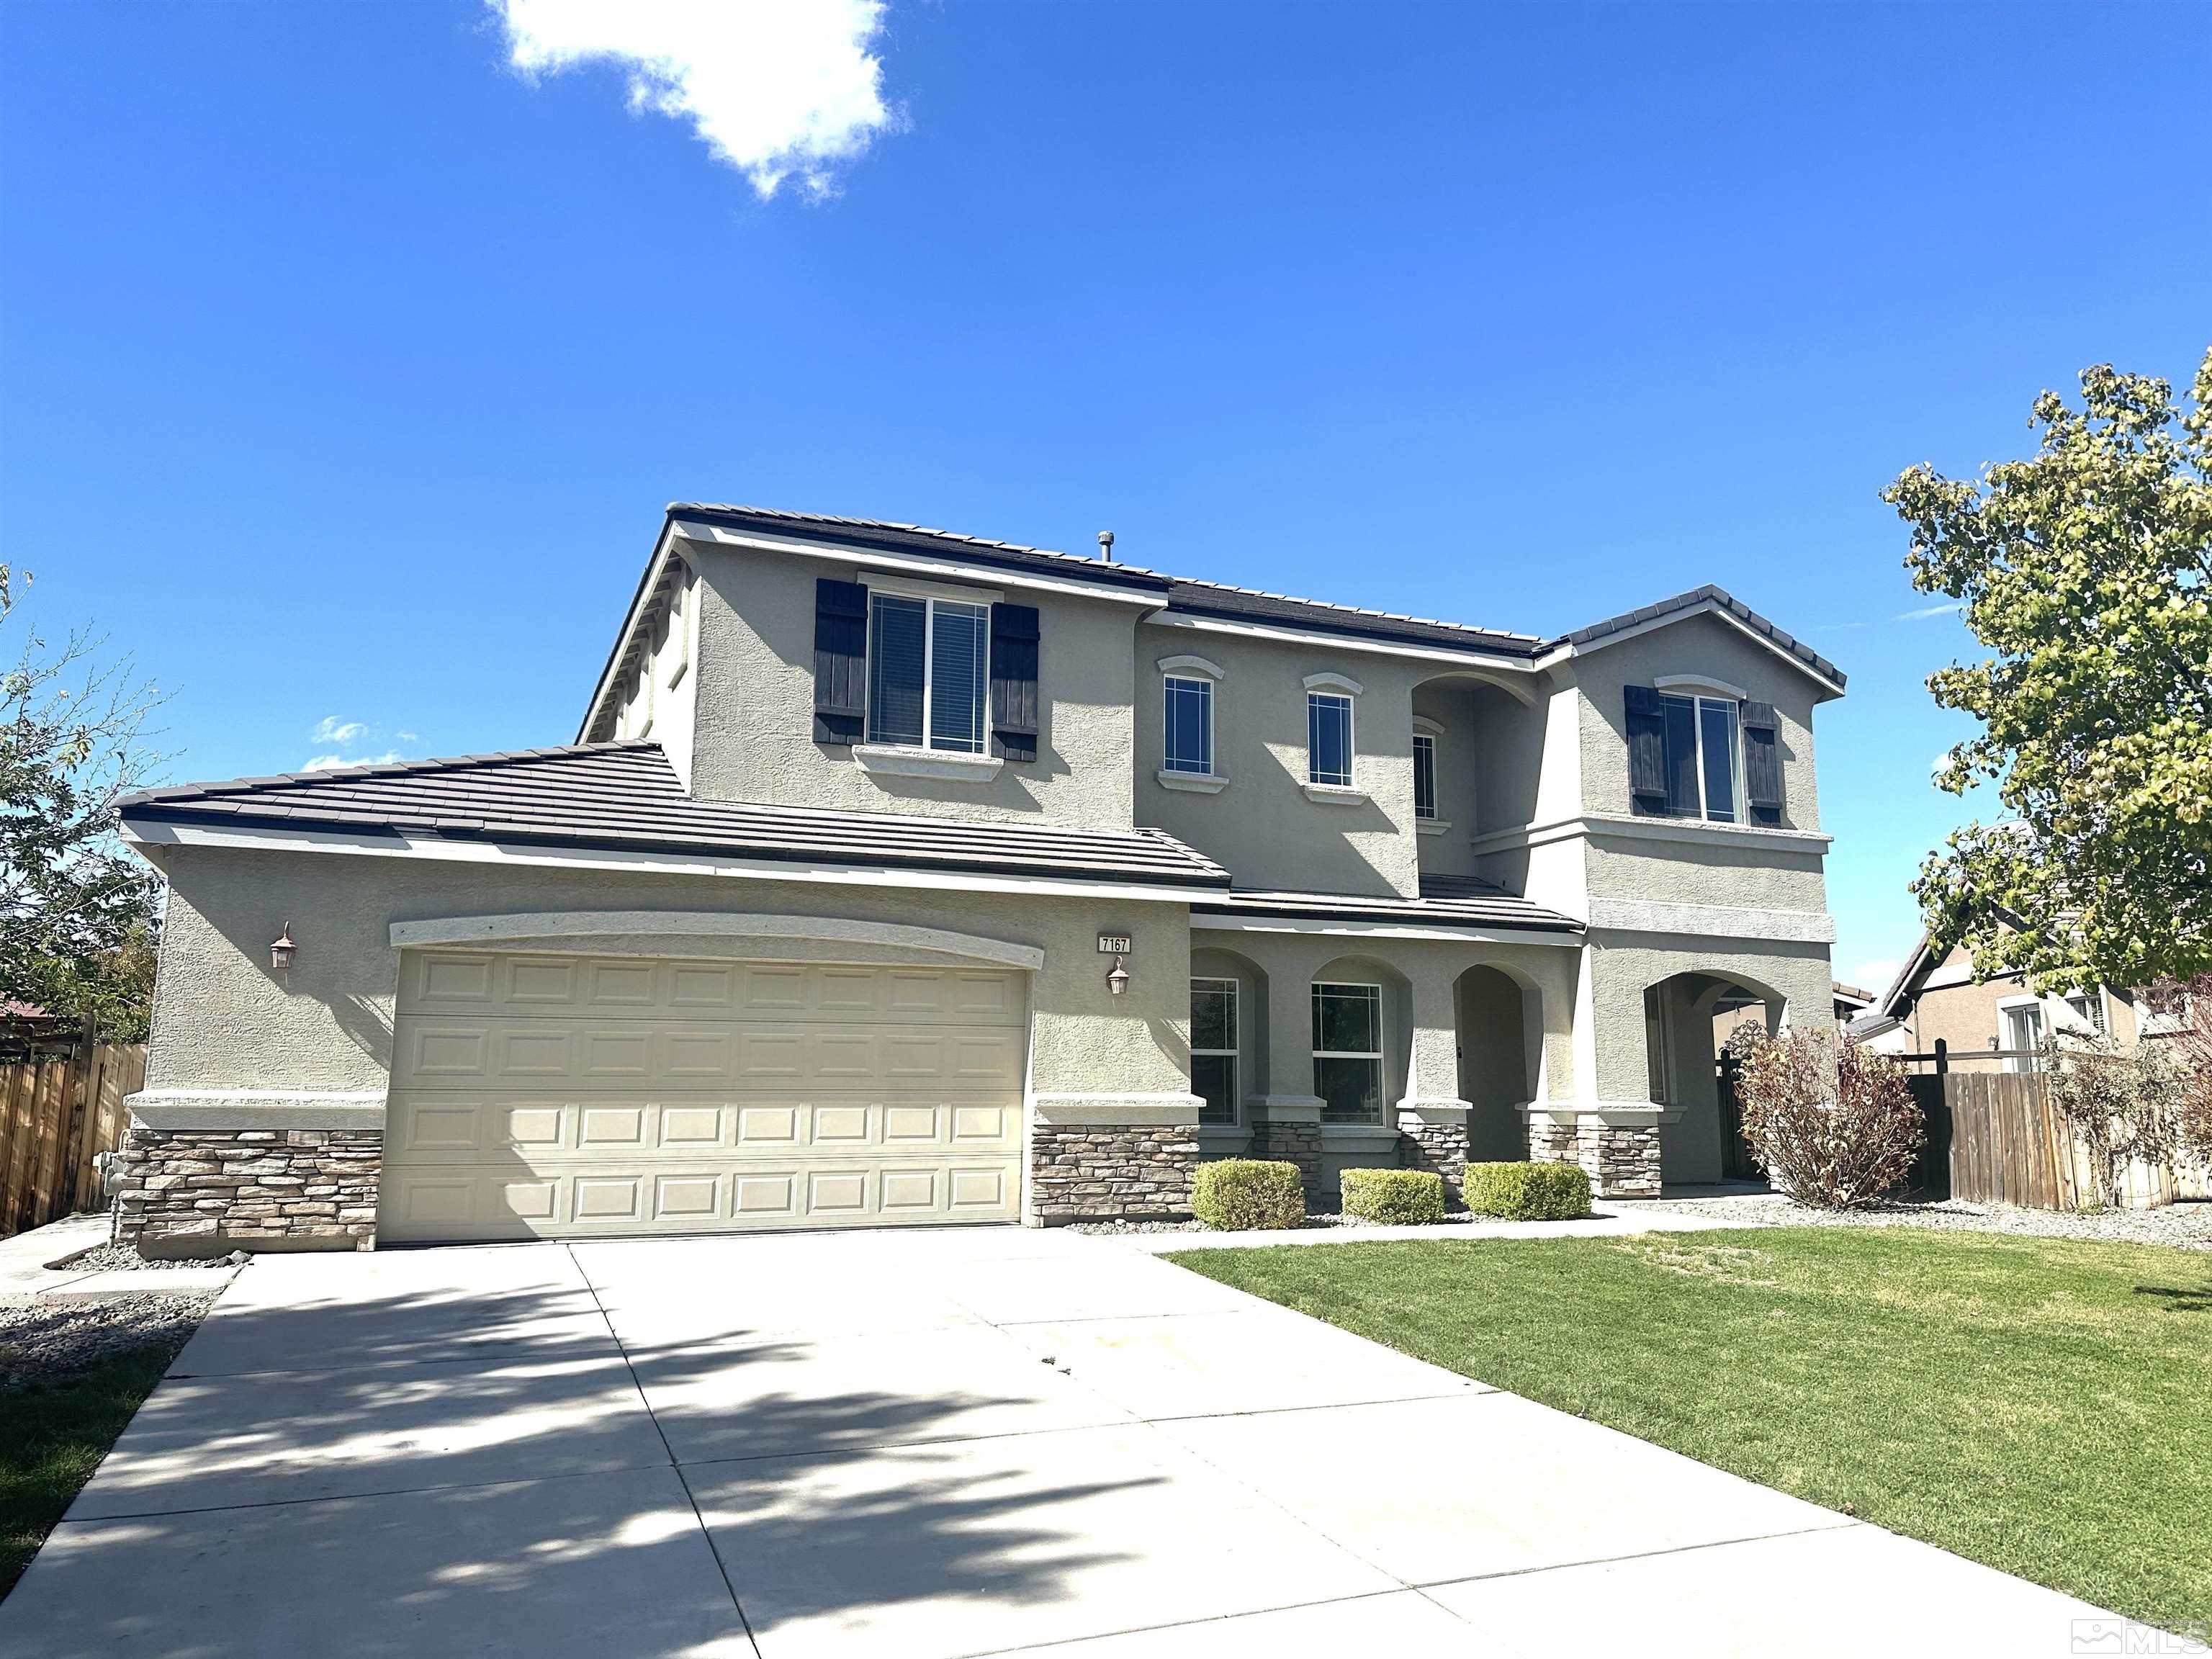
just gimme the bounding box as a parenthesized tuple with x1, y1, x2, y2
(387, 910, 1046, 971)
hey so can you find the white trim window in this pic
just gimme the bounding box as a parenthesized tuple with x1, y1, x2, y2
(1164, 676, 1215, 775)
(2062, 989, 2106, 1036)
(1191, 977, 1238, 1125)
(1308, 693, 1354, 788)
(1312, 981, 1384, 1124)
(1660, 693, 1742, 824)
(867, 591, 989, 753)
(1412, 732, 1438, 821)
(2000, 998, 2047, 1073)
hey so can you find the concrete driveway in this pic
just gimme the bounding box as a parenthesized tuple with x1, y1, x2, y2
(1, 1226, 2131, 1657)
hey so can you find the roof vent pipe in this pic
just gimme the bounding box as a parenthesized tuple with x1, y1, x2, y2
(1097, 530, 1115, 563)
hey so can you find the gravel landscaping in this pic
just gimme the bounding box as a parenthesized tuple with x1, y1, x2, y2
(54, 1244, 250, 1274)
(0, 1294, 212, 1390)
(1638, 1190, 2212, 1251)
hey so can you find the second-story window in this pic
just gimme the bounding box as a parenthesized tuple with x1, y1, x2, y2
(1163, 676, 1214, 775)
(1308, 693, 1354, 788)
(1412, 732, 1438, 820)
(867, 592, 989, 753)
(1661, 693, 1740, 824)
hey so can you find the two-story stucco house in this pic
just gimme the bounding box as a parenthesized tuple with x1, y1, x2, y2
(112, 505, 1844, 1253)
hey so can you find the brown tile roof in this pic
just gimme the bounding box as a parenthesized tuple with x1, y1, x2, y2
(119, 743, 1233, 891)
(1193, 871, 1581, 936)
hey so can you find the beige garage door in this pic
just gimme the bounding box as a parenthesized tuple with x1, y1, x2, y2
(378, 949, 1028, 1242)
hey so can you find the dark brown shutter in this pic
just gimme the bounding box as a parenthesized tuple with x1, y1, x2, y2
(1743, 701, 1784, 824)
(813, 578, 868, 745)
(989, 603, 1040, 762)
(1625, 684, 1668, 813)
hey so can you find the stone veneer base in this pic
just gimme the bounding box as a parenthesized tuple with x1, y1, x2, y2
(1249, 1120, 1324, 1201)
(112, 1125, 382, 1257)
(1026, 1121, 1200, 1225)
(1529, 1118, 1663, 1199)
(1398, 1119, 1470, 1206)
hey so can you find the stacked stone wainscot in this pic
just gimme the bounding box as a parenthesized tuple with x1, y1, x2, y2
(1025, 1120, 1199, 1224)
(1529, 1115, 1663, 1199)
(112, 1126, 382, 1256)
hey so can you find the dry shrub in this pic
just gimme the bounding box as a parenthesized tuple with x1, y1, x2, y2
(2044, 1034, 2180, 1210)
(1734, 1030, 1923, 1210)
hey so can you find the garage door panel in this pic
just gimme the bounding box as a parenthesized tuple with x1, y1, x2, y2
(382, 950, 1025, 1242)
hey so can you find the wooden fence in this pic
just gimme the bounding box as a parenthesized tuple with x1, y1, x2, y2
(0, 1043, 143, 1237)
(1946, 1071, 2081, 1210)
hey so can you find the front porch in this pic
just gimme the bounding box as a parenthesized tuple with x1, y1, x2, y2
(1182, 922, 1661, 1205)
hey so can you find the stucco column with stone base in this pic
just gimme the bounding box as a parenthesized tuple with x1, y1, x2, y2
(1398, 1102, 1470, 1205)
(1249, 1097, 1325, 1200)
(1527, 1107, 1663, 1199)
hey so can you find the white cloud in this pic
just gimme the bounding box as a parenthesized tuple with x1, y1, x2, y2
(1930, 751, 1953, 778)
(311, 716, 367, 745)
(1852, 960, 1900, 989)
(488, 0, 894, 199)
(1896, 601, 1965, 621)
(302, 750, 405, 773)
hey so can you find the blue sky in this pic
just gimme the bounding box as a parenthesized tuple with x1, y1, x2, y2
(3, 1, 2208, 990)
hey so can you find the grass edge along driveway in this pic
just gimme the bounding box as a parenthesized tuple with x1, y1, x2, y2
(1169, 1226, 2211, 1635)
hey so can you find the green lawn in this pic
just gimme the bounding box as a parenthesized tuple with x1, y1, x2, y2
(1169, 1227, 2212, 1632)
(1, 1346, 175, 1597)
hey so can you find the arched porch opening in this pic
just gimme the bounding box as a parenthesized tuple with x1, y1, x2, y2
(1645, 970, 1791, 1185)
(1457, 963, 1542, 1163)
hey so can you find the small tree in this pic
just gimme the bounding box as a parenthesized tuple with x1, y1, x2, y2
(2044, 1034, 2179, 1210)
(0, 564, 165, 1040)
(1734, 1029, 1923, 1210)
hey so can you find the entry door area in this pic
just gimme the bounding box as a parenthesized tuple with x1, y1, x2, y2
(378, 949, 1028, 1242)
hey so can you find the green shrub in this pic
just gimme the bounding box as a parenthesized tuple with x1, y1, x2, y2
(1338, 1167, 1446, 1226)
(1462, 1161, 1591, 1220)
(1192, 1159, 1306, 1231)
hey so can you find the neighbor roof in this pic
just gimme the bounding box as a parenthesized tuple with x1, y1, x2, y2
(118, 743, 1233, 892)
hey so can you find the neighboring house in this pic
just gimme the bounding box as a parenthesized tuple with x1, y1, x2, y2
(112, 505, 1844, 1254)
(1714, 979, 1869, 1053)
(1873, 929, 2146, 1073)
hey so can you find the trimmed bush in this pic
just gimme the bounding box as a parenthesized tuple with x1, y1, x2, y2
(1338, 1167, 1446, 1226)
(1462, 1161, 1591, 1220)
(1192, 1159, 1306, 1231)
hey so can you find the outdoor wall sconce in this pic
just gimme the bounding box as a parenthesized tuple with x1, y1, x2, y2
(269, 923, 297, 973)
(1099, 930, 1132, 995)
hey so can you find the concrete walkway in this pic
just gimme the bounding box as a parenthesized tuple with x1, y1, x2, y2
(0, 1226, 2141, 1657)
(0, 1211, 238, 1300)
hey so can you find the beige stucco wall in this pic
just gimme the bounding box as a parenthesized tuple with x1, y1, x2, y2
(1131, 621, 1441, 897)
(140, 846, 1194, 1104)
(610, 562, 701, 791)
(1572, 611, 1827, 832)
(685, 538, 1141, 827)
(1582, 835, 1829, 912)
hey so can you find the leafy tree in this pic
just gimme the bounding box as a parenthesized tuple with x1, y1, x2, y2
(0, 565, 164, 1040)
(1884, 347, 2212, 993)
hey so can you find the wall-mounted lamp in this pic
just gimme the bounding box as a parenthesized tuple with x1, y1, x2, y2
(269, 923, 297, 973)
(1106, 952, 1130, 997)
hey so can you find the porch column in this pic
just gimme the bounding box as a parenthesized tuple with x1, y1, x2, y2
(1397, 966, 1470, 1203)
(1249, 948, 1326, 1197)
